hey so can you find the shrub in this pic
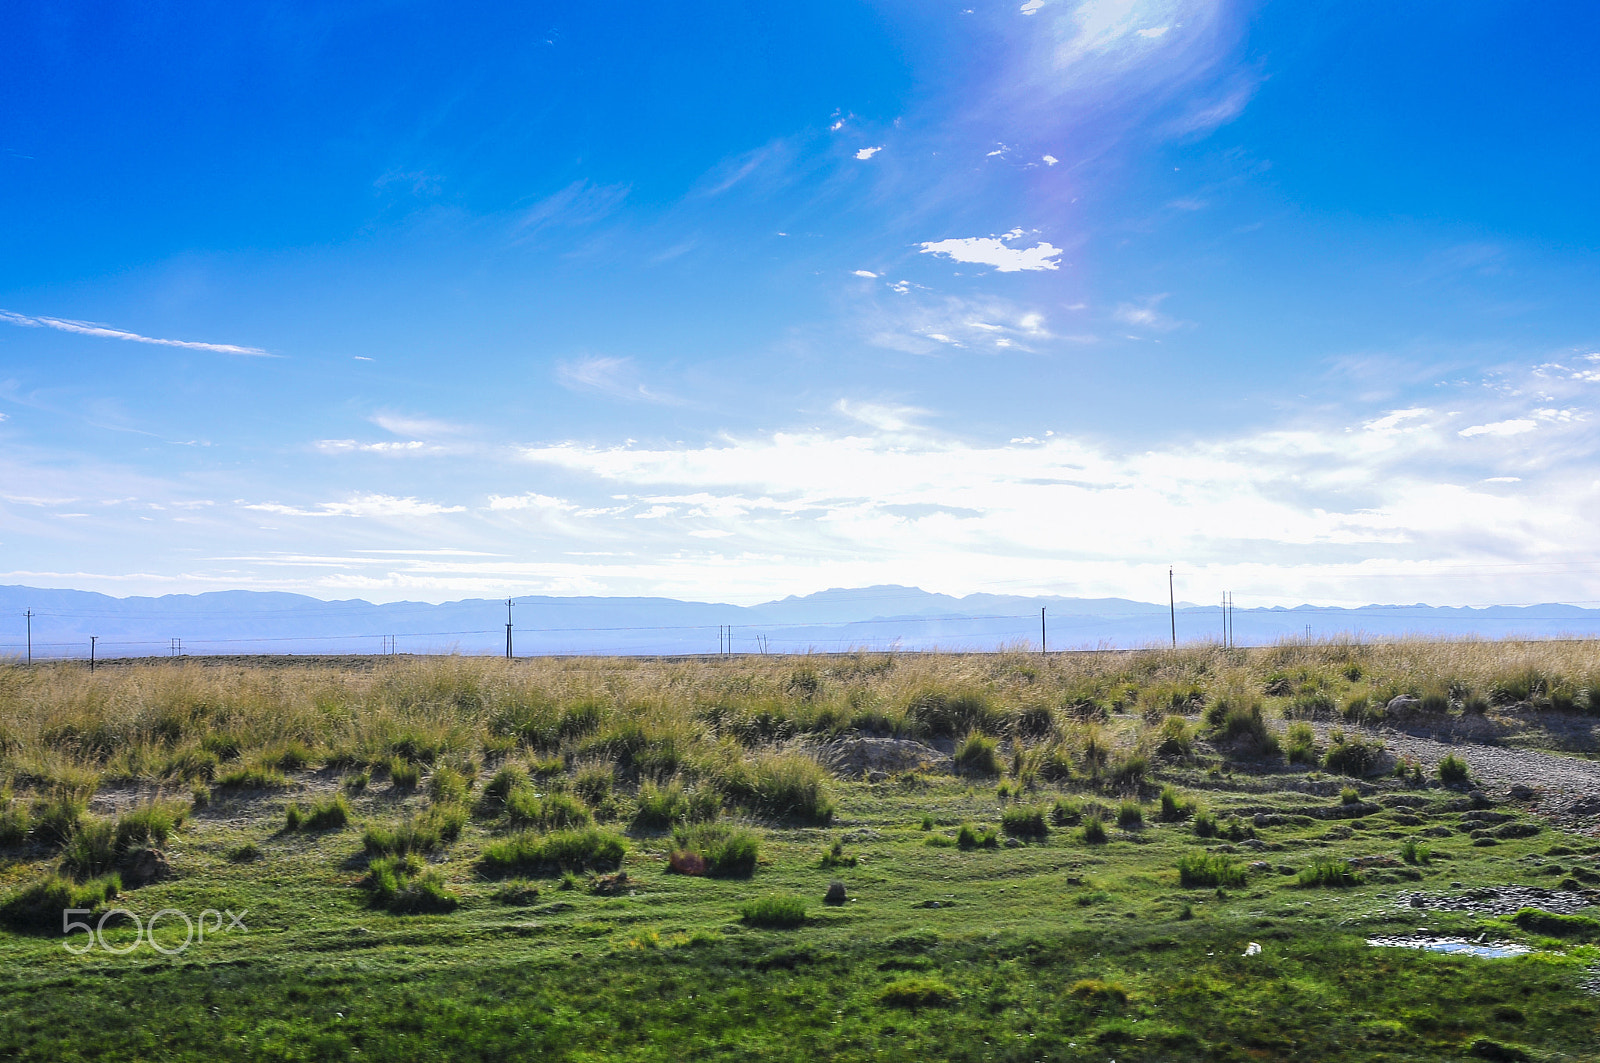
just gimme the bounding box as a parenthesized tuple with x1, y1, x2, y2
(1284, 721, 1318, 765)
(1158, 786, 1194, 822)
(1192, 810, 1218, 838)
(952, 732, 1002, 776)
(1286, 690, 1336, 718)
(1154, 715, 1193, 759)
(30, 791, 86, 845)
(59, 819, 118, 878)
(427, 765, 471, 806)
(1203, 698, 1280, 755)
(341, 771, 370, 794)
(905, 689, 998, 737)
(1298, 857, 1361, 888)
(1116, 800, 1143, 828)
(1400, 838, 1432, 865)
(820, 839, 858, 868)
(1323, 731, 1383, 776)
(1050, 798, 1082, 826)
(632, 778, 720, 829)
(713, 753, 834, 824)
(1178, 852, 1246, 888)
(1069, 979, 1129, 1007)
(956, 822, 999, 850)
(361, 805, 466, 857)
(572, 764, 614, 806)
(363, 854, 459, 914)
(386, 757, 421, 789)
(1109, 753, 1149, 787)
(877, 977, 958, 1008)
(287, 795, 350, 832)
(670, 823, 760, 877)
(740, 894, 806, 928)
(261, 741, 313, 772)
(0, 791, 30, 846)
(1081, 815, 1107, 844)
(0, 873, 120, 931)
(1438, 753, 1471, 785)
(479, 828, 626, 877)
(478, 764, 528, 814)
(215, 764, 289, 790)
(226, 842, 261, 863)
(1340, 787, 1360, 805)
(505, 788, 593, 832)
(1001, 805, 1048, 839)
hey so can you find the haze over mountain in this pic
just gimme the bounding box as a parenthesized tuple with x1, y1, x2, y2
(3, 584, 1596, 660)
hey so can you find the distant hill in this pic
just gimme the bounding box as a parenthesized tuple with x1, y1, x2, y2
(0, 584, 1596, 659)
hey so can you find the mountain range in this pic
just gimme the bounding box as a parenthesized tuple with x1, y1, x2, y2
(2, 584, 1597, 659)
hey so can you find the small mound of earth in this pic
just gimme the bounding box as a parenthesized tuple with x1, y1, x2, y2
(815, 737, 949, 777)
(1395, 885, 1600, 916)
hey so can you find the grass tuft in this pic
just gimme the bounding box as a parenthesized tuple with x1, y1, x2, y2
(739, 894, 806, 928)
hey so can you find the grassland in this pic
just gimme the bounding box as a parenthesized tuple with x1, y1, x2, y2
(1, 640, 1599, 1061)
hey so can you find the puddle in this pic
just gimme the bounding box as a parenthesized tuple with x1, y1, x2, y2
(1367, 934, 1531, 958)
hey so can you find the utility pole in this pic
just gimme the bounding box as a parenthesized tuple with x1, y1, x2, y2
(504, 598, 514, 660)
(90, 635, 97, 673)
(24, 610, 31, 666)
(1168, 568, 1176, 648)
(1040, 607, 1046, 656)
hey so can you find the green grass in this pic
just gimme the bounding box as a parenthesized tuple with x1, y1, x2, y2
(1439, 752, 1471, 784)
(1, 648, 1599, 1061)
(1177, 852, 1247, 888)
(1298, 857, 1363, 888)
(739, 894, 806, 928)
(1000, 804, 1048, 838)
(670, 822, 760, 877)
(285, 794, 351, 831)
(479, 828, 627, 877)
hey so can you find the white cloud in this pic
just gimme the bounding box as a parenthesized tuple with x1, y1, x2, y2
(855, 146, 882, 160)
(1112, 294, 1184, 331)
(861, 292, 1059, 355)
(243, 494, 466, 518)
(370, 412, 463, 437)
(0, 309, 272, 356)
(1020, 0, 1044, 13)
(486, 492, 577, 512)
(1042, 154, 1059, 166)
(1363, 408, 1431, 434)
(834, 399, 930, 432)
(1459, 419, 1539, 438)
(314, 439, 431, 454)
(919, 229, 1063, 272)
(852, 270, 879, 278)
(556, 355, 678, 404)
(1137, 25, 1170, 38)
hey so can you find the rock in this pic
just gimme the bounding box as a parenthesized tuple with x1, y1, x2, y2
(1468, 790, 1492, 809)
(1004, 837, 1024, 849)
(1249, 861, 1272, 873)
(824, 881, 847, 906)
(1253, 813, 1286, 828)
(1509, 783, 1536, 800)
(866, 770, 888, 784)
(123, 847, 169, 886)
(1494, 822, 1541, 839)
(1386, 695, 1423, 716)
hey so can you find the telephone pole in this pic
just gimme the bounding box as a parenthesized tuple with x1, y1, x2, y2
(1040, 607, 1046, 656)
(1168, 568, 1176, 648)
(90, 635, 97, 673)
(24, 610, 31, 666)
(504, 598, 514, 660)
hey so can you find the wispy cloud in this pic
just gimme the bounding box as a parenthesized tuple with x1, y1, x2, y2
(854, 146, 882, 160)
(243, 494, 465, 518)
(369, 412, 464, 437)
(919, 228, 1063, 272)
(556, 355, 680, 404)
(0, 309, 272, 356)
(1459, 419, 1538, 438)
(834, 399, 931, 432)
(510, 179, 629, 240)
(314, 439, 434, 454)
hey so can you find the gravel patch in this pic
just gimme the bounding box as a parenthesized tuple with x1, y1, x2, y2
(1394, 885, 1600, 916)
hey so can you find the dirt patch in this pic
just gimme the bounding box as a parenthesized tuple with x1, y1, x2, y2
(814, 737, 950, 777)
(1394, 885, 1600, 916)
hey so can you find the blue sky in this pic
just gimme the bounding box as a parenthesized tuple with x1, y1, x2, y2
(2, 0, 1598, 607)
